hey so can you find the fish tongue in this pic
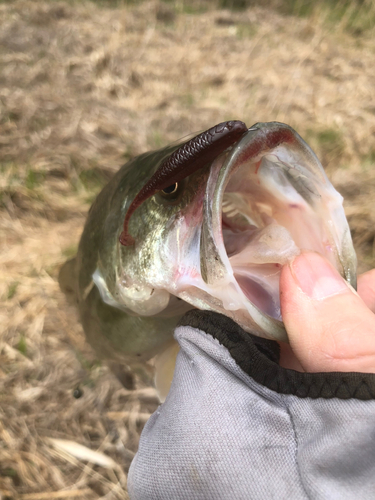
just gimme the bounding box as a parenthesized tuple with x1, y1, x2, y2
(229, 222, 300, 267)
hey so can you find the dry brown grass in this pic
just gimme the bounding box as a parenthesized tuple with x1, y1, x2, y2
(1, 0, 375, 497)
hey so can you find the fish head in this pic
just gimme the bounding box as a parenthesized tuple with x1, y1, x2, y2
(96, 122, 356, 342)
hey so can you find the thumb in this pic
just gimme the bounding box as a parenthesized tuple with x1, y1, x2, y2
(280, 252, 375, 373)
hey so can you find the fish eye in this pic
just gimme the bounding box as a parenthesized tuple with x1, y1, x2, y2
(156, 180, 185, 203)
(162, 183, 178, 195)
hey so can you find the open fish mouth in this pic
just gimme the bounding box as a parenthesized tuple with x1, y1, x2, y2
(179, 122, 356, 341)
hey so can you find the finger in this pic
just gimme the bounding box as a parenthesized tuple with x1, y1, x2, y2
(357, 269, 375, 313)
(278, 342, 305, 372)
(280, 252, 375, 373)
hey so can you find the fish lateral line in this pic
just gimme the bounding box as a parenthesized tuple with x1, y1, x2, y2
(119, 120, 248, 246)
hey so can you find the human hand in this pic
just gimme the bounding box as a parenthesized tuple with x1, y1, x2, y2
(279, 252, 375, 373)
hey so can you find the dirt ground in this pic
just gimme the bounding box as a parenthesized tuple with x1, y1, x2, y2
(1, 0, 375, 498)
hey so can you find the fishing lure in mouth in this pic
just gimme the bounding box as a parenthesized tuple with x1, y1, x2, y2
(119, 120, 248, 246)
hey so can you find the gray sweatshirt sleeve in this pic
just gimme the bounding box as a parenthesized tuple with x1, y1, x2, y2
(128, 310, 375, 500)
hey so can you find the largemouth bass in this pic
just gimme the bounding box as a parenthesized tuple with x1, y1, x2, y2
(60, 121, 356, 395)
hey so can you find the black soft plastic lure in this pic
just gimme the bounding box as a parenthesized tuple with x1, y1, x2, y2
(120, 120, 247, 246)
